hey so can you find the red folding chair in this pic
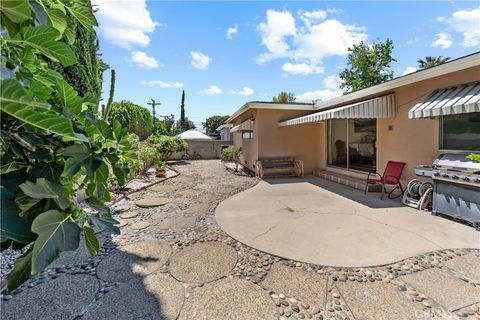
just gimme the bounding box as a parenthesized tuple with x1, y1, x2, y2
(364, 161, 406, 200)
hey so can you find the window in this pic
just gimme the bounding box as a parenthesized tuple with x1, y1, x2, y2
(327, 119, 377, 173)
(242, 131, 253, 140)
(439, 113, 480, 151)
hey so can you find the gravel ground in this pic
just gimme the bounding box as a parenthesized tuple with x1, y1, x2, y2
(2, 160, 480, 320)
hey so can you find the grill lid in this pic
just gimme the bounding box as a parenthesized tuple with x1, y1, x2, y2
(433, 153, 480, 173)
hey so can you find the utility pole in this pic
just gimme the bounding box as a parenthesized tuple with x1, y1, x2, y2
(147, 99, 161, 130)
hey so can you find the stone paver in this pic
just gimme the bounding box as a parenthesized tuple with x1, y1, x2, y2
(135, 197, 173, 208)
(119, 210, 140, 219)
(129, 221, 150, 230)
(182, 201, 211, 214)
(1, 274, 97, 320)
(336, 281, 419, 320)
(401, 268, 480, 311)
(261, 263, 327, 307)
(84, 272, 184, 320)
(151, 185, 178, 193)
(169, 242, 237, 283)
(97, 240, 171, 282)
(154, 216, 196, 230)
(179, 278, 277, 320)
(444, 253, 480, 283)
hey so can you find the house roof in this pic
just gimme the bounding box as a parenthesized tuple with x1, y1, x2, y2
(312, 51, 480, 112)
(177, 130, 212, 140)
(228, 52, 480, 123)
(227, 101, 314, 123)
(216, 123, 233, 131)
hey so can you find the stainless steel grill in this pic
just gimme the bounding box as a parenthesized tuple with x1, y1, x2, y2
(432, 153, 480, 229)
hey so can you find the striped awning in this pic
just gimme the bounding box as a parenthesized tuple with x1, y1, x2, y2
(408, 81, 480, 119)
(230, 118, 254, 132)
(279, 94, 395, 126)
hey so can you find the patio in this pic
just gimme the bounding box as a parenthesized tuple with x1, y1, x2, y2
(216, 176, 480, 267)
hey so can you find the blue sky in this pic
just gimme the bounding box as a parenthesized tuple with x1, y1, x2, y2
(93, 1, 480, 129)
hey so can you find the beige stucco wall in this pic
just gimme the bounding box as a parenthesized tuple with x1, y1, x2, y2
(232, 109, 258, 171)
(376, 66, 480, 183)
(256, 109, 322, 174)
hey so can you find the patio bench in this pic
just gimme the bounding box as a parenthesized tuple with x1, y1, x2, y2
(255, 157, 304, 178)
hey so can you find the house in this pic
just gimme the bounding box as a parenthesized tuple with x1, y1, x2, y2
(227, 52, 480, 185)
(174, 129, 232, 159)
(216, 123, 233, 141)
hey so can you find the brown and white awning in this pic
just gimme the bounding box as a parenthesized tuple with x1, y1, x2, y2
(408, 81, 480, 119)
(230, 118, 254, 132)
(279, 94, 395, 126)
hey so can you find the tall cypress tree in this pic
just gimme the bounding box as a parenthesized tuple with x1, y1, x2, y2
(180, 90, 186, 131)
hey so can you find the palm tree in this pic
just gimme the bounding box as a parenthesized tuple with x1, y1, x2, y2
(417, 56, 451, 69)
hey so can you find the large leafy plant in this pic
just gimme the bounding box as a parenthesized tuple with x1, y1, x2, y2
(148, 135, 188, 161)
(0, 0, 130, 290)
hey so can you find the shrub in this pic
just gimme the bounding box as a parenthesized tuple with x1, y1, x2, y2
(148, 135, 188, 161)
(108, 101, 153, 140)
(467, 154, 480, 163)
(221, 146, 241, 171)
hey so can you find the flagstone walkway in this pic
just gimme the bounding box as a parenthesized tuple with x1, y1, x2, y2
(1, 160, 479, 320)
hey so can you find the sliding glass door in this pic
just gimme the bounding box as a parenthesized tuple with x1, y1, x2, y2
(327, 119, 377, 173)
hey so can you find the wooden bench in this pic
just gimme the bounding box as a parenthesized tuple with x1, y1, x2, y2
(255, 157, 304, 178)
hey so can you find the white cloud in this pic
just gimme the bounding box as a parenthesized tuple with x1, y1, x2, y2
(449, 8, 480, 47)
(204, 85, 223, 95)
(230, 86, 254, 96)
(256, 9, 367, 72)
(402, 66, 417, 76)
(226, 24, 238, 39)
(436, 16, 445, 22)
(431, 33, 453, 49)
(190, 51, 211, 70)
(296, 89, 342, 103)
(257, 10, 296, 63)
(93, 0, 159, 49)
(130, 51, 159, 69)
(323, 75, 341, 90)
(140, 80, 183, 88)
(298, 9, 327, 26)
(282, 62, 324, 75)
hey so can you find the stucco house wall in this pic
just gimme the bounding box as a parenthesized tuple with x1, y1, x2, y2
(232, 109, 258, 171)
(375, 66, 480, 183)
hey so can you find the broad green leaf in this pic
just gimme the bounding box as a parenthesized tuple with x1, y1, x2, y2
(113, 120, 125, 142)
(96, 119, 113, 140)
(0, 188, 36, 243)
(93, 161, 109, 183)
(62, 143, 89, 159)
(33, 69, 63, 87)
(6, 246, 33, 291)
(112, 163, 127, 186)
(20, 47, 36, 71)
(45, 7, 67, 35)
(31, 162, 63, 183)
(62, 0, 97, 31)
(0, 79, 75, 137)
(56, 80, 82, 114)
(23, 26, 77, 67)
(0, 12, 21, 37)
(83, 226, 99, 256)
(62, 157, 83, 176)
(63, 21, 75, 45)
(29, 81, 53, 102)
(0, 0, 32, 23)
(20, 178, 59, 199)
(86, 197, 110, 215)
(31, 210, 80, 273)
(0, 169, 30, 191)
(91, 215, 120, 235)
(62, 143, 102, 176)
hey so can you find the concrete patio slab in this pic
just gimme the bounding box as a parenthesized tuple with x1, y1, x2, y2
(336, 281, 419, 320)
(216, 178, 480, 267)
(1, 274, 97, 320)
(178, 278, 277, 320)
(261, 263, 327, 307)
(443, 253, 480, 283)
(169, 242, 237, 284)
(84, 272, 184, 320)
(97, 240, 171, 282)
(401, 268, 480, 311)
(135, 197, 173, 208)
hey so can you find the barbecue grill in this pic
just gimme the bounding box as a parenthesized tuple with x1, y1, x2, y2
(432, 153, 480, 229)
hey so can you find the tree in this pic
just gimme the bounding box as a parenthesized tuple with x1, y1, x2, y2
(0, 0, 127, 291)
(174, 118, 196, 134)
(203, 115, 230, 136)
(179, 90, 188, 131)
(148, 135, 188, 161)
(339, 39, 396, 93)
(108, 101, 153, 139)
(272, 92, 296, 103)
(417, 56, 451, 69)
